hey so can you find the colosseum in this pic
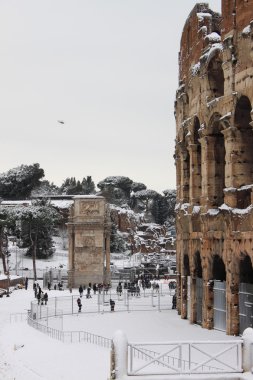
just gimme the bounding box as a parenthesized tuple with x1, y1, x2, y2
(175, 0, 253, 335)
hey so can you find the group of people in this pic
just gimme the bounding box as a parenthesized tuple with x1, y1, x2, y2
(78, 282, 111, 298)
(33, 283, 48, 305)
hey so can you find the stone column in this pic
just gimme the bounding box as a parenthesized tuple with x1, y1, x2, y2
(176, 235, 182, 315)
(199, 135, 217, 208)
(181, 274, 188, 319)
(189, 144, 201, 205)
(175, 147, 182, 203)
(202, 241, 214, 329)
(226, 244, 240, 335)
(190, 276, 197, 323)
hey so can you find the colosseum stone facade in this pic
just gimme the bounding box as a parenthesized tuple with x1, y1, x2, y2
(175, 1, 253, 335)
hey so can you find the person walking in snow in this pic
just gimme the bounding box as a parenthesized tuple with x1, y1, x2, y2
(79, 285, 83, 298)
(86, 286, 92, 298)
(110, 299, 115, 311)
(44, 292, 48, 305)
(93, 283, 97, 295)
(172, 293, 177, 309)
(77, 297, 82, 312)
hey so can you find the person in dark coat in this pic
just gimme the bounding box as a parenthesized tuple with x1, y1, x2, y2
(79, 285, 83, 297)
(93, 283, 97, 295)
(86, 287, 92, 298)
(110, 299, 115, 311)
(172, 293, 177, 309)
(77, 297, 82, 312)
(25, 277, 28, 290)
(44, 292, 48, 305)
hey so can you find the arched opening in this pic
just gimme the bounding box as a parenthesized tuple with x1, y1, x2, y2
(208, 56, 224, 98)
(183, 254, 190, 276)
(194, 251, 203, 325)
(240, 255, 253, 284)
(213, 254, 226, 331)
(191, 117, 202, 204)
(239, 254, 253, 333)
(207, 115, 225, 206)
(195, 251, 202, 278)
(213, 255, 226, 281)
(234, 96, 253, 190)
(182, 145, 190, 203)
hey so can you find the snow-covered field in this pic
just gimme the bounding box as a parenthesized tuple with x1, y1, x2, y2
(0, 283, 246, 380)
(0, 240, 252, 379)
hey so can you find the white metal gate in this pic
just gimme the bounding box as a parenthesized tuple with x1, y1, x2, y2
(213, 280, 226, 332)
(239, 282, 253, 335)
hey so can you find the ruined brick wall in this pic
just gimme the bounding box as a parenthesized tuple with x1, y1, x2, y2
(175, 0, 253, 335)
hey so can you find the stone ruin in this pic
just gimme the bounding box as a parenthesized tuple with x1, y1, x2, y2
(175, 0, 253, 335)
(67, 196, 111, 288)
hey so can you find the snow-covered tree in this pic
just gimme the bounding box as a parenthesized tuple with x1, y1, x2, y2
(131, 182, 147, 193)
(0, 163, 44, 200)
(97, 176, 133, 206)
(163, 189, 176, 225)
(110, 223, 127, 253)
(8, 199, 61, 280)
(81, 176, 96, 194)
(31, 180, 59, 197)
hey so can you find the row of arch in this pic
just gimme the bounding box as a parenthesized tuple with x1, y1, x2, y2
(177, 95, 253, 208)
(183, 251, 253, 284)
(180, 250, 253, 334)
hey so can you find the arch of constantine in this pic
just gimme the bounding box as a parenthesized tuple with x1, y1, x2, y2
(67, 196, 111, 288)
(175, 0, 253, 335)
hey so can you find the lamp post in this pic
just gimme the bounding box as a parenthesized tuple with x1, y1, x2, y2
(5, 251, 11, 297)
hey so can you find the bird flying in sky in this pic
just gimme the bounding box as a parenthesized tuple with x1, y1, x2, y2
(57, 120, 65, 125)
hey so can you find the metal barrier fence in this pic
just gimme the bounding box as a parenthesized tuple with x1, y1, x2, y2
(30, 288, 173, 320)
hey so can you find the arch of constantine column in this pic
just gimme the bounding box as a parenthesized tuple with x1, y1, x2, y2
(67, 196, 111, 288)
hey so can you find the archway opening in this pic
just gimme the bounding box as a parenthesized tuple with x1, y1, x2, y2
(183, 254, 190, 276)
(194, 251, 202, 278)
(208, 56, 224, 98)
(192, 117, 202, 204)
(234, 96, 253, 190)
(208, 116, 225, 206)
(240, 255, 253, 284)
(213, 255, 226, 281)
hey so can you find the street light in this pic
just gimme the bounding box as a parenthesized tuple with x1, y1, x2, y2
(5, 251, 11, 297)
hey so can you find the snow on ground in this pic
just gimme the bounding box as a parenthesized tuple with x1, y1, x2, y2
(0, 282, 249, 380)
(0, 240, 253, 379)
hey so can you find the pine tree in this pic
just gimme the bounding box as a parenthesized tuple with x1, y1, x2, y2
(82, 176, 95, 194)
(0, 163, 44, 199)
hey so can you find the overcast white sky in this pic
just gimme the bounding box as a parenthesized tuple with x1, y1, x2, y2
(0, 0, 221, 193)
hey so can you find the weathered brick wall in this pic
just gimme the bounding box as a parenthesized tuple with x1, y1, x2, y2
(175, 1, 253, 335)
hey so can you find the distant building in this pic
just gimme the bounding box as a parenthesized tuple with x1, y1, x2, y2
(175, 1, 253, 335)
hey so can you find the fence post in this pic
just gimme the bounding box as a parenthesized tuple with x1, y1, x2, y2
(112, 330, 128, 379)
(242, 327, 253, 372)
